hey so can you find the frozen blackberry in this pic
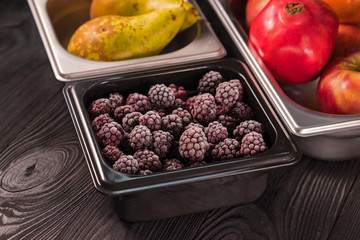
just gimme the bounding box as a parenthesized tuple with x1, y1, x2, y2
(113, 155, 139, 174)
(217, 114, 239, 133)
(204, 121, 228, 144)
(232, 101, 254, 121)
(198, 71, 225, 94)
(190, 161, 207, 167)
(102, 145, 124, 164)
(139, 111, 162, 131)
(229, 79, 244, 102)
(215, 81, 240, 108)
(184, 122, 205, 132)
(179, 127, 208, 163)
(162, 114, 183, 138)
(140, 169, 153, 175)
(153, 130, 174, 158)
(240, 131, 268, 157)
(97, 121, 124, 147)
(173, 98, 186, 109)
(108, 92, 124, 111)
(114, 105, 135, 122)
(191, 93, 217, 124)
(122, 112, 143, 132)
(92, 113, 114, 132)
(172, 108, 192, 126)
(233, 120, 265, 141)
(211, 138, 240, 161)
(148, 84, 175, 109)
(169, 83, 188, 101)
(134, 149, 162, 172)
(88, 98, 112, 118)
(129, 125, 153, 150)
(185, 95, 197, 113)
(125, 93, 152, 113)
(156, 109, 167, 118)
(162, 158, 184, 171)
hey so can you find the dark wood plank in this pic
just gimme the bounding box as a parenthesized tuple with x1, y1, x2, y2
(328, 173, 360, 240)
(0, 1, 63, 152)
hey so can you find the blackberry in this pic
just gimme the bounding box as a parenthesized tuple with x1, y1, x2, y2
(173, 98, 186, 110)
(140, 169, 153, 175)
(129, 125, 153, 150)
(185, 95, 197, 113)
(190, 161, 207, 167)
(217, 114, 239, 133)
(172, 108, 192, 126)
(148, 84, 175, 109)
(122, 112, 143, 132)
(233, 120, 265, 141)
(191, 93, 217, 124)
(92, 113, 114, 132)
(232, 101, 254, 121)
(156, 109, 167, 118)
(179, 127, 208, 163)
(125, 93, 152, 113)
(97, 121, 124, 147)
(162, 114, 183, 138)
(204, 121, 228, 144)
(139, 111, 162, 131)
(162, 158, 184, 171)
(134, 149, 162, 172)
(197, 71, 225, 94)
(240, 131, 268, 157)
(113, 155, 139, 174)
(169, 83, 188, 101)
(229, 79, 244, 102)
(184, 122, 205, 132)
(215, 81, 240, 108)
(108, 92, 124, 111)
(88, 98, 112, 118)
(153, 130, 174, 158)
(211, 138, 240, 161)
(102, 145, 124, 164)
(114, 105, 135, 122)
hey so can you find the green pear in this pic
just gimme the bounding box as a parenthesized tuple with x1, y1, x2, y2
(67, 5, 186, 61)
(90, 0, 200, 32)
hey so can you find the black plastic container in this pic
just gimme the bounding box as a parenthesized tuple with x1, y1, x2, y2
(63, 58, 301, 222)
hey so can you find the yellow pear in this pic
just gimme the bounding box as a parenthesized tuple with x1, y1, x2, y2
(67, 5, 186, 61)
(90, 0, 200, 32)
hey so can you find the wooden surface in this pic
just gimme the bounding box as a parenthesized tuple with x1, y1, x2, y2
(1, 1, 360, 239)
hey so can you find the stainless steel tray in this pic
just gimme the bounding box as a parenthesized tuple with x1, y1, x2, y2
(209, 0, 360, 161)
(28, 0, 226, 81)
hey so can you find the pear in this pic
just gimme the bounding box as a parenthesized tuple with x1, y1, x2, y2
(90, 0, 200, 32)
(67, 5, 186, 61)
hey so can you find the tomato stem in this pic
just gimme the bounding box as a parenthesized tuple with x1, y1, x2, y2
(285, 2, 305, 16)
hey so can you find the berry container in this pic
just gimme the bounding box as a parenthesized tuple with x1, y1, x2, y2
(208, 0, 360, 161)
(27, 0, 226, 81)
(63, 58, 301, 221)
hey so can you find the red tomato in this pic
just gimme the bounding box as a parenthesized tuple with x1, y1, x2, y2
(245, 0, 270, 30)
(249, 0, 339, 84)
(322, 0, 360, 24)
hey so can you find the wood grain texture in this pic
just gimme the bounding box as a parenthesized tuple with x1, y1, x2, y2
(1, 1, 360, 239)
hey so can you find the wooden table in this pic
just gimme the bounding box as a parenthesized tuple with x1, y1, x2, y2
(1, 1, 360, 239)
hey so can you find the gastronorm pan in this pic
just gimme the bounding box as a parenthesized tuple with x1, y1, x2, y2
(27, 0, 226, 81)
(63, 58, 301, 221)
(209, 0, 360, 161)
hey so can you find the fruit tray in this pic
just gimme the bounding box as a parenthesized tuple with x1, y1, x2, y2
(209, 0, 360, 161)
(27, 0, 226, 81)
(63, 58, 301, 221)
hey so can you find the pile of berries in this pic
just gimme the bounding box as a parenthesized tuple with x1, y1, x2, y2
(88, 70, 269, 175)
